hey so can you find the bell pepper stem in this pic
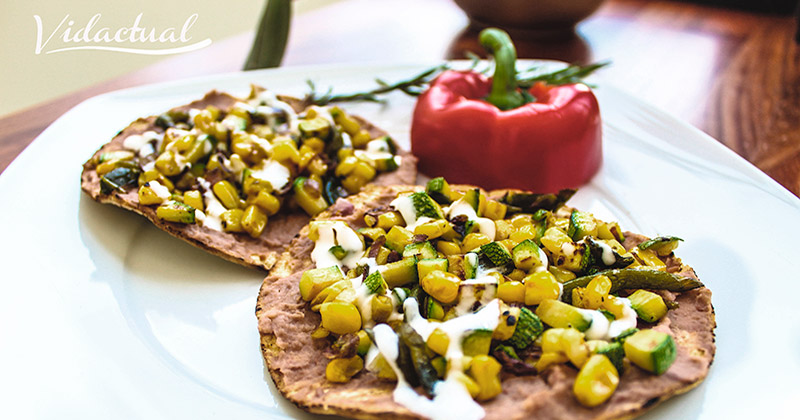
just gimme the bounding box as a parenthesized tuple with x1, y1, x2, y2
(479, 28, 525, 110)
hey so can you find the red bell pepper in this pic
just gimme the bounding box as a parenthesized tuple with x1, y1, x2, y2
(411, 29, 602, 192)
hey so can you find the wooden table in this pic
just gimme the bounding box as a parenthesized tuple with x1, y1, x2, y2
(2, 0, 799, 195)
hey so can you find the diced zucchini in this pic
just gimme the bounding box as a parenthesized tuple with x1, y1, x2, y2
(464, 252, 479, 279)
(638, 236, 683, 256)
(623, 329, 677, 375)
(385, 226, 415, 253)
(298, 116, 331, 139)
(568, 210, 597, 240)
(410, 191, 445, 219)
(594, 341, 625, 374)
(403, 241, 438, 260)
(462, 188, 482, 215)
(512, 239, 543, 271)
(364, 271, 388, 295)
(417, 258, 449, 281)
(426, 177, 452, 204)
(156, 200, 196, 224)
(462, 329, 493, 356)
(628, 289, 668, 322)
(506, 307, 544, 349)
(427, 298, 445, 321)
(293, 177, 329, 216)
(381, 257, 418, 288)
(480, 242, 513, 267)
(612, 327, 639, 343)
(535, 299, 592, 332)
(300, 266, 345, 301)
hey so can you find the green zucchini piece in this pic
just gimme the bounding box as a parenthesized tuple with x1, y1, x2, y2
(623, 329, 677, 375)
(426, 298, 445, 321)
(638, 236, 683, 256)
(512, 239, 543, 271)
(392, 287, 411, 306)
(298, 116, 331, 139)
(560, 269, 704, 304)
(100, 166, 140, 194)
(417, 258, 449, 282)
(595, 341, 625, 374)
(535, 299, 592, 332)
(329, 245, 347, 260)
(506, 307, 544, 349)
(403, 241, 438, 260)
(464, 252, 479, 279)
(382, 257, 418, 288)
(462, 188, 482, 214)
(627, 289, 668, 322)
(364, 271, 388, 295)
(500, 189, 576, 214)
(567, 210, 597, 240)
(409, 192, 445, 219)
(425, 177, 452, 204)
(462, 329, 494, 356)
(385, 226, 415, 253)
(156, 200, 196, 224)
(612, 328, 639, 344)
(480, 242, 513, 267)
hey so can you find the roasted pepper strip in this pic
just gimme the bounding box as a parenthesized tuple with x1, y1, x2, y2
(560, 269, 704, 304)
(410, 28, 602, 192)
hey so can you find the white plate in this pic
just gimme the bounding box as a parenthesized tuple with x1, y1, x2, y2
(1, 63, 798, 419)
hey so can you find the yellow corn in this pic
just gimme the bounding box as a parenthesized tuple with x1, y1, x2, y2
(539, 328, 589, 369)
(334, 110, 361, 136)
(320, 301, 362, 335)
(497, 281, 525, 304)
(326, 356, 364, 383)
(155, 150, 182, 176)
(540, 227, 572, 254)
(310, 326, 329, 339)
(414, 219, 450, 239)
(271, 137, 301, 164)
(303, 137, 325, 154)
(172, 133, 195, 153)
(548, 266, 576, 282)
(335, 156, 359, 177)
(220, 209, 244, 232)
(213, 180, 240, 210)
(183, 190, 204, 212)
(351, 129, 371, 148)
(252, 190, 281, 216)
(341, 174, 368, 194)
(573, 354, 619, 407)
(493, 307, 520, 340)
(307, 157, 328, 177)
(426, 328, 450, 356)
(524, 271, 561, 306)
(376, 211, 404, 230)
(337, 147, 354, 161)
(493, 219, 513, 241)
(370, 295, 393, 323)
(602, 296, 627, 319)
(372, 354, 398, 380)
(242, 204, 268, 238)
(461, 232, 491, 253)
(507, 269, 526, 282)
(420, 271, 461, 304)
(436, 241, 461, 256)
(509, 224, 538, 245)
(138, 184, 164, 205)
(483, 200, 507, 220)
(468, 355, 502, 401)
(510, 214, 533, 228)
(243, 176, 272, 196)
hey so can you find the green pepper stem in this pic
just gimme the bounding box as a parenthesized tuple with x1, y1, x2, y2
(479, 28, 525, 110)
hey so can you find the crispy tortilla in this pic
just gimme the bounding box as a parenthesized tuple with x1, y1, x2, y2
(255, 185, 716, 420)
(81, 90, 417, 270)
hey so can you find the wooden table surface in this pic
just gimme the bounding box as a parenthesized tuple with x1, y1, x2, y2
(2, 0, 799, 196)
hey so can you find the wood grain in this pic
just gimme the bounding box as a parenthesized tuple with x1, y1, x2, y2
(1, 0, 799, 195)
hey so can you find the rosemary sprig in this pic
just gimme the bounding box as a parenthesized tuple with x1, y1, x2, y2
(305, 61, 608, 106)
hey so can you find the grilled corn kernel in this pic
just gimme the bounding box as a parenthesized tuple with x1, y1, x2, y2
(183, 190, 204, 212)
(469, 355, 502, 401)
(510, 214, 533, 228)
(436, 241, 462, 256)
(155, 150, 182, 176)
(509, 224, 538, 245)
(461, 233, 491, 253)
(156, 200, 196, 224)
(352, 160, 377, 181)
(337, 147, 355, 161)
(213, 180, 240, 210)
(307, 157, 328, 177)
(602, 296, 627, 319)
(351, 129, 371, 148)
(508, 269, 526, 282)
(310, 326, 329, 339)
(341, 174, 368, 194)
(497, 281, 525, 304)
(483, 200, 507, 221)
(335, 111, 360, 136)
(252, 190, 281, 216)
(376, 211, 404, 230)
(303, 137, 325, 154)
(137, 184, 162, 205)
(414, 219, 450, 240)
(420, 271, 461, 304)
(493, 219, 514, 241)
(220, 209, 244, 232)
(320, 301, 362, 335)
(524, 271, 561, 306)
(573, 354, 619, 407)
(580, 275, 612, 310)
(426, 328, 450, 356)
(326, 355, 364, 383)
(335, 156, 359, 177)
(243, 175, 273, 196)
(370, 295, 393, 323)
(298, 145, 316, 170)
(172, 133, 195, 152)
(540, 227, 573, 254)
(493, 307, 520, 340)
(271, 137, 301, 163)
(242, 204, 268, 238)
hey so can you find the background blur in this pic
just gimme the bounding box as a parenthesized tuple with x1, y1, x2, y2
(0, 0, 338, 117)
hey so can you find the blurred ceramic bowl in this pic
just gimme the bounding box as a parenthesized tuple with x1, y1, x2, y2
(454, 0, 605, 38)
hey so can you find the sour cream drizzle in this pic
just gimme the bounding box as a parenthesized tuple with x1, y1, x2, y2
(444, 197, 496, 241)
(196, 177, 226, 231)
(310, 221, 365, 269)
(581, 298, 638, 340)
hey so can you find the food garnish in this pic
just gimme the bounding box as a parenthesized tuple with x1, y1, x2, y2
(270, 179, 711, 419)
